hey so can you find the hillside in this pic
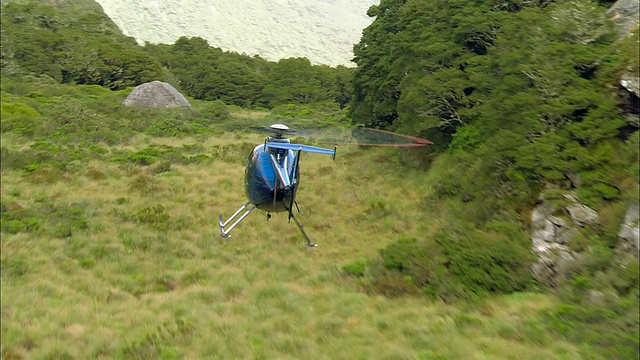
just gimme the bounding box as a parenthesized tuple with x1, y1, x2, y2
(94, 0, 377, 67)
(1, 0, 638, 358)
(0, 79, 598, 359)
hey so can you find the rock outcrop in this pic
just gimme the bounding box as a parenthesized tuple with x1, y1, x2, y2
(122, 81, 191, 108)
(531, 190, 640, 288)
(531, 193, 595, 287)
(607, 0, 640, 38)
(609, 0, 640, 127)
(618, 204, 640, 251)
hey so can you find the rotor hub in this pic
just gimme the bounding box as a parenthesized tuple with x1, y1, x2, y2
(270, 123, 291, 138)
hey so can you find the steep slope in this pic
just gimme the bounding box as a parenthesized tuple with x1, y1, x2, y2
(93, 0, 377, 67)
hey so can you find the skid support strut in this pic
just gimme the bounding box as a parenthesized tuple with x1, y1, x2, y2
(219, 202, 256, 238)
(289, 211, 318, 247)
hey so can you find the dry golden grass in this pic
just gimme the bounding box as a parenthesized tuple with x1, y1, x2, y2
(1, 135, 589, 359)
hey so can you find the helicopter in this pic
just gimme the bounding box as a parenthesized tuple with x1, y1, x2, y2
(218, 123, 432, 247)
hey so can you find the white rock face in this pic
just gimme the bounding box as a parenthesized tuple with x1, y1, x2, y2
(94, 0, 377, 67)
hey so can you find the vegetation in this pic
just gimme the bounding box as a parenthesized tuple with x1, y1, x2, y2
(1, 0, 638, 358)
(0, 78, 588, 359)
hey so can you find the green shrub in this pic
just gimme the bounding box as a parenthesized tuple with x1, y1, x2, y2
(128, 147, 161, 165)
(450, 125, 481, 152)
(0, 203, 41, 234)
(367, 266, 419, 297)
(1, 101, 41, 117)
(145, 110, 199, 137)
(342, 258, 369, 277)
(197, 99, 230, 119)
(435, 224, 531, 296)
(0, 201, 88, 237)
(379, 237, 419, 272)
(372, 237, 466, 300)
(124, 146, 186, 166)
(47, 204, 89, 238)
(79, 258, 96, 269)
(0, 114, 47, 137)
(0, 218, 41, 234)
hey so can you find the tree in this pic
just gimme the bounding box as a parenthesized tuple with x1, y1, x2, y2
(351, 0, 407, 127)
(1, 1, 164, 89)
(261, 57, 329, 105)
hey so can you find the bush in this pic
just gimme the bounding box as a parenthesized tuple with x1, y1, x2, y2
(124, 146, 186, 166)
(367, 266, 419, 297)
(48, 204, 89, 238)
(197, 99, 230, 119)
(0, 200, 89, 238)
(436, 226, 532, 295)
(0, 202, 41, 234)
(342, 258, 369, 277)
(373, 237, 463, 299)
(145, 110, 202, 137)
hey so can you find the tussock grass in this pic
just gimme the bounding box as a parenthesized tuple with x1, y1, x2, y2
(1, 135, 588, 359)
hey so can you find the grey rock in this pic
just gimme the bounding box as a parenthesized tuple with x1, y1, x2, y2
(618, 204, 639, 249)
(623, 113, 639, 127)
(530, 190, 601, 287)
(607, 0, 640, 38)
(122, 81, 191, 108)
(548, 215, 568, 228)
(566, 203, 598, 227)
(532, 247, 579, 287)
(620, 75, 640, 98)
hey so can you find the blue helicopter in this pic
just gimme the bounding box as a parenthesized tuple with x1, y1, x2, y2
(218, 123, 432, 247)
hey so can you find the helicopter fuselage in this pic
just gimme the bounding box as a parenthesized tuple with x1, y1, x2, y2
(218, 124, 336, 245)
(244, 140, 299, 213)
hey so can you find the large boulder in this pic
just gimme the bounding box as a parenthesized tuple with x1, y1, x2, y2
(122, 81, 191, 108)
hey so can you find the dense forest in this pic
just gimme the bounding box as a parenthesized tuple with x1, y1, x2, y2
(1, 0, 638, 358)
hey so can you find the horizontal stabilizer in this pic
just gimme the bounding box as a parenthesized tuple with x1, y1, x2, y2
(266, 142, 336, 157)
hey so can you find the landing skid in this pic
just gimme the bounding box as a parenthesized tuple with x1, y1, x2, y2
(289, 212, 318, 248)
(219, 202, 256, 238)
(219, 201, 318, 248)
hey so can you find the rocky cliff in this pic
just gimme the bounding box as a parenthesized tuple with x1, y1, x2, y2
(93, 0, 377, 67)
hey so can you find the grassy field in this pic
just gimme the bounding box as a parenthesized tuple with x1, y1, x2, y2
(0, 129, 594, 359)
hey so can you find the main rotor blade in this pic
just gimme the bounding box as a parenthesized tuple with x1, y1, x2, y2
(211, 118, 432, 147)
(296, 127, 433, 147)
